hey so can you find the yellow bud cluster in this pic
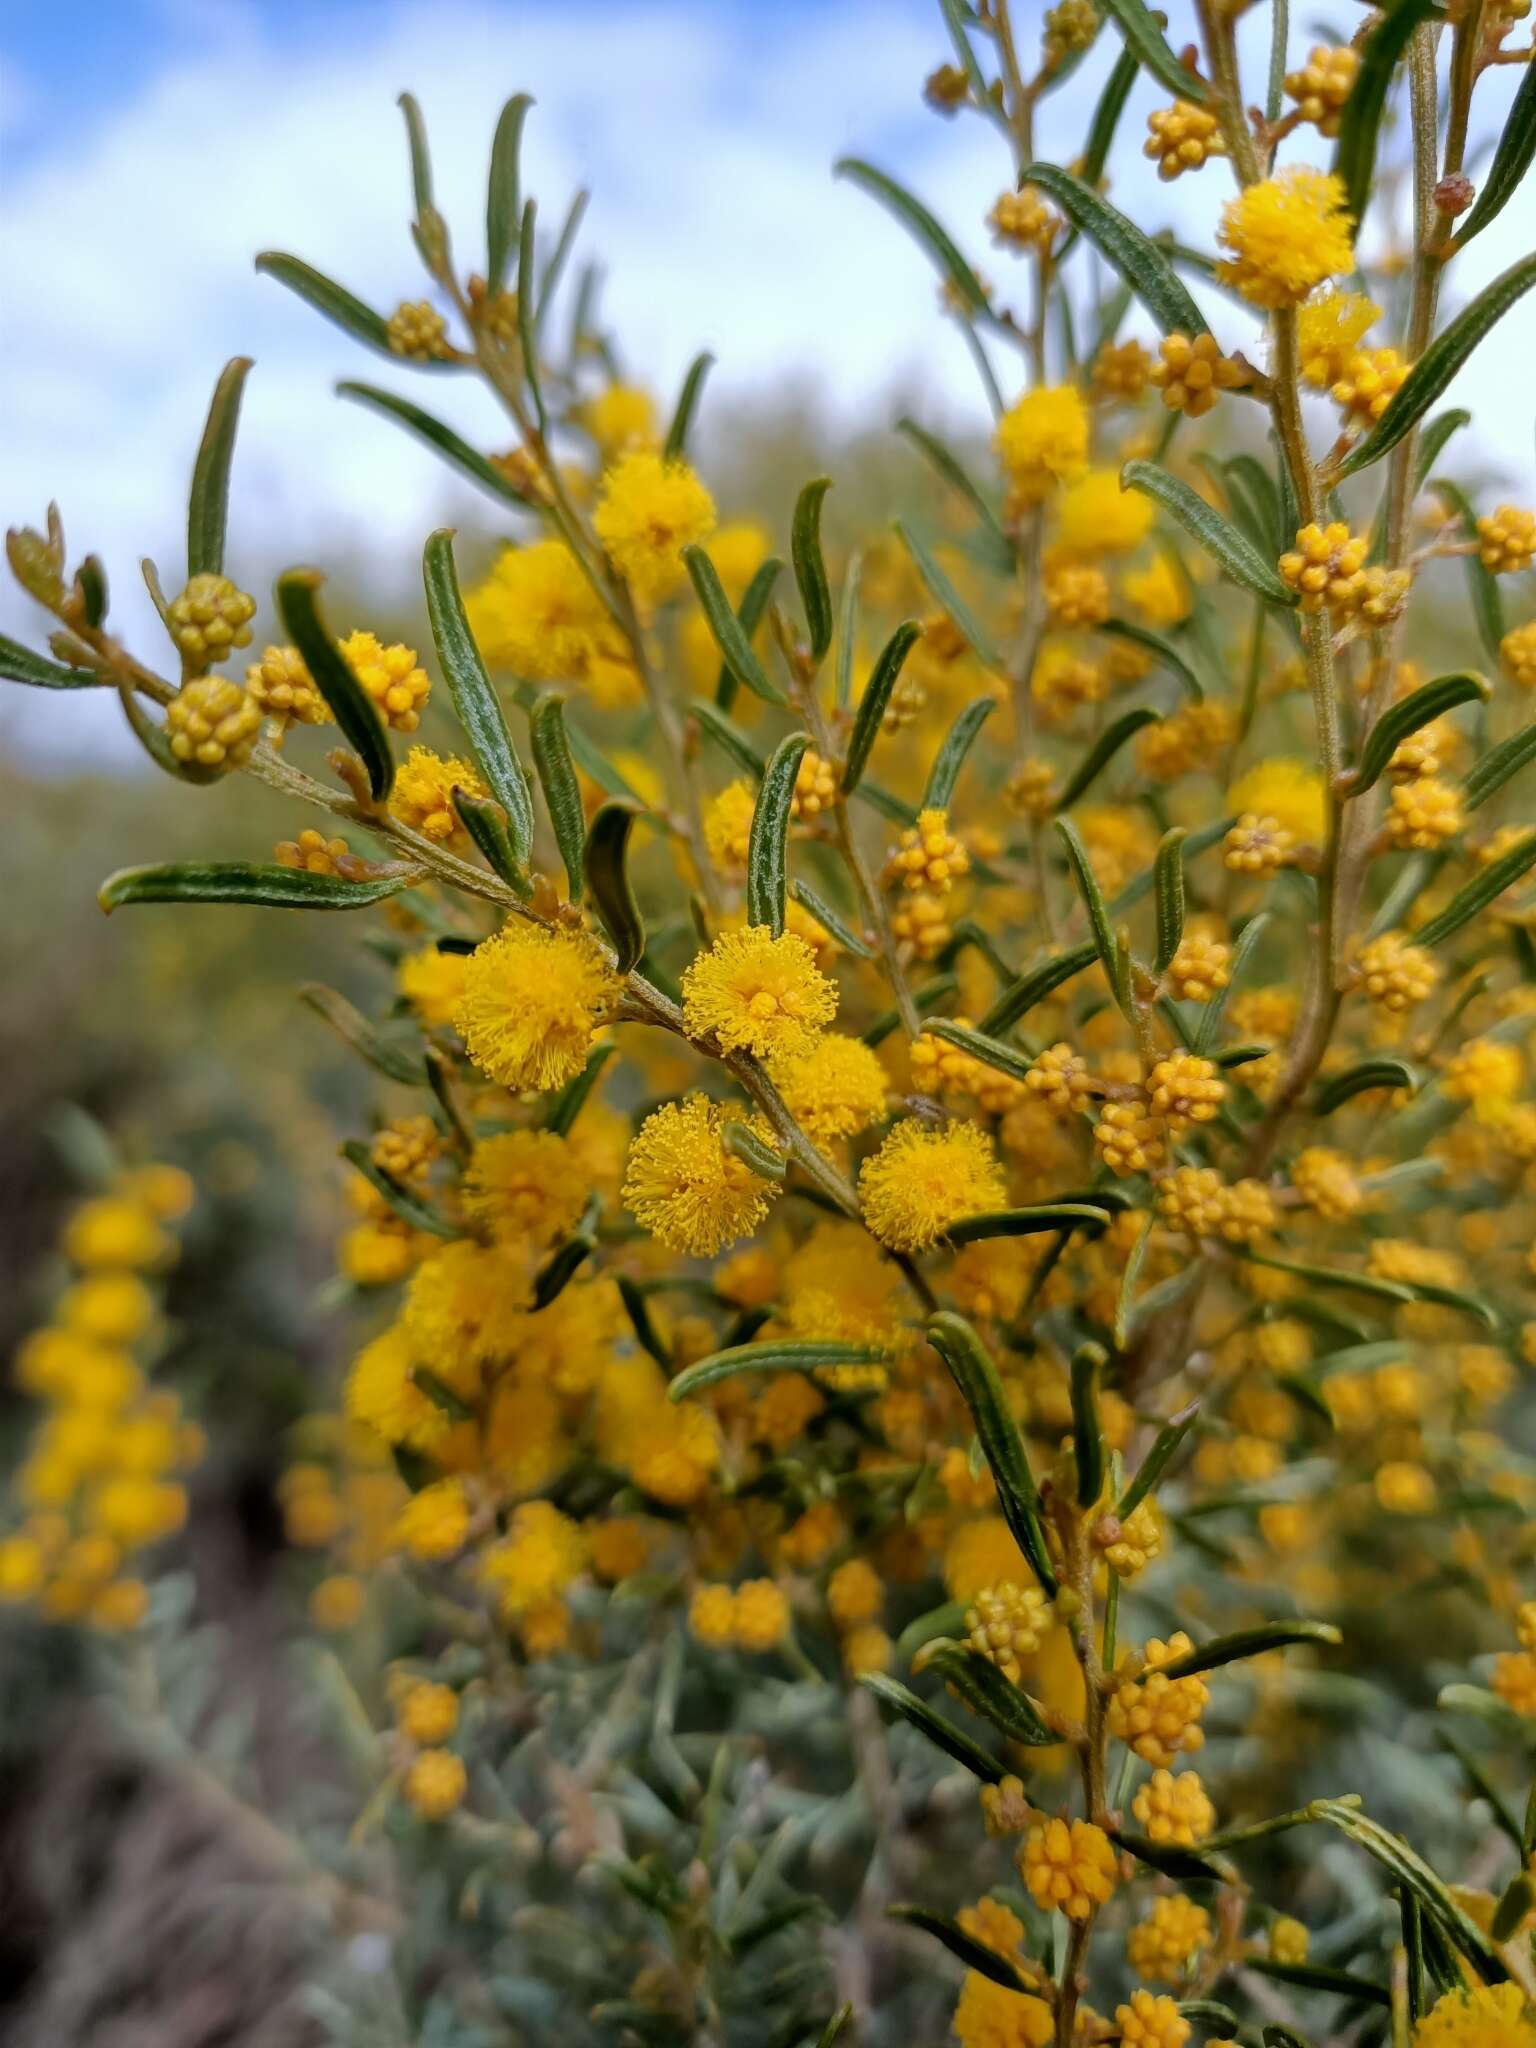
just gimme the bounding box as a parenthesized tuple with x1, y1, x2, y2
(1092, 338, 1154, 402)
(1354, 930, 1441, 1010)
(1477, 505, 1536, 574)
(1131, 1768, 1214, 1846)
(387, 299, 453, 361)
(689, 1578, 791, 1650)
(246, 644, 332, 727)
(1147, 1052, 1225, 1131)
(1167, 933, 1231, 1004)
(885, 808, 969, 895)
(1094, 1100, 1166, 1177)
(1044, 558, 1111, 627)
(1386, 776, 1463, 851)
(791, 749, 839, 820)
(1283, 44, 1360, 133)
(1020, 1816, 1118, 1920)
(1127, 1893, 1211, 1982)
(987, 189, 1059, 253)
(1108, 1634, 1209, 1766)
(1150, 332, 1247, 417)
(1144, 101, 1227, 181)
(1223, 814, 1295, 877)
(165, 674, 263, 771)
(1025, 1042, 1094, 1116)
(963, 1580, 1050, 1683)
(167, 573, 257, 667)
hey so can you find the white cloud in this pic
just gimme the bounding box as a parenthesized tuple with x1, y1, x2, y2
(3, 0, 1533, 770)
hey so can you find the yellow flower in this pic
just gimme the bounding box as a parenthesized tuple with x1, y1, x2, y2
(1217, 167, 1354, 309)
(690, 1581, 737, 1645)
(398, 946, 469, 1029)
(767, 1032, 888, 1145)
(1130, 1769, 1214, 1846)
(1122, 555, 1190, 627)
(1412, 1986, 1536, 2047)
(953, 1971, 1054, 2048)
(404, 1748, 467, 1820)
(1115, 1990, 1190, 2048)
(623, 1095, 779, 1255)
(481, 1499, 585, 1617)
(1296, 289, 1379, 386)
(859, 1117, 1008, 1251)
(464, 1131, 589, 1247)
(963, 1581, 1050, 1683)
(704, 780, 757, 873)
(339, 630, 431, 732)
(734, 1577, 790, 1650)
(1228, 759, 1326, 844)
(1268, 1916, 1309, 1966)
(681, 925, 837, 1059)
(593, 449, 716, 601)
(1440, 1037, 1522, 1110)
(398, 1680, 459, 1745)
(466, 539, 628, 685)
(1021, 1816, 1118, 1920)
(389, 746, 485, 842)
(394, 1477, 472, 1561)
(827, 1558, 884, 1629)
(345, 1325, 449, 1451)
(456, 923, 620, 1092)
(579, 382, 657, 452)
(995, 385, 1090, 503)
(64, 1198, 169, 1271)
(1127, 1894, 1211, 1982)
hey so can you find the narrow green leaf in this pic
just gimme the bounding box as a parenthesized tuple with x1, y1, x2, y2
(1412, 408, 1472, 493)
(1110, 815, 1232, 915)
(1464, 719, 1536, 812)
(1078, 43, 1140, 194)
(486, 93, 533, 292)
(683, 544, 787, 707)
(722, 1121, 788, 1183)
(257, 254, 464, 370)
(691, 698, 765, 778)
(1055, 817, 1124, 1006)
(1314, 1058, 1419, 1112)
(276, 569, 394, 799)
(1313, 1800, 1508, 1981)
(1194, 908, 1270, 1055)
(99, 862, 412, 914)
(843, 619, 921, 791)
(895, 520, 1001, 669)
(617, 1274, 671, 1367)
(583, 801, 646, 973)
(300, 983, 426, 1085)
(1019, 162, 1207, 334)
(0, 634, 96, 689)
(1110, 1829, 1225, 1883)
(529, 694, 588, 899)
(946, 1204, 1111, 1245)
(1113, 1212, 1156, 1352)
(926, 1312, 1056, 1593)
(1493, 1873, 1534, 1943)
(1348, 669, 1488, 797)
(1240, 1249, 1414, 1306)
(664, 350, 714, 460)
(885, 1906, 1033, 1992)
(858, 1673, 1003, 1782)
(833, 159, 990, 320)
(423, 528, 535, 859)
(714, 556, 784, 710)
(533, 188, 587, 336)
(670, 1340, 888, 1401)
(1150, 1621, 1342, 1681)
(186, 357, 251, 579)
(1455, 54, 1536, 249)
(1071, 1343, 1105, 1508)
(1121, 461, 1297, 605)
(336, 382, 534, 509)
(978, 941, 1096, 1036)
(1056, 707, 1160, 813)
(897, 419, 1013, 571)
(1429, 478, 1506, 666)
(791, 476, 835, 665)
(924, 696, 996, 810)
(1333, 0, 1445, 228)
(340, 1139, 455, 1238)
(533, 1231, 597, 1307)
(814, 2005, 853, 2048)
(747, 733, 810, 935)
(1153, 827, 1187, 971)
(546, 1044, 616, 1137)
(1099, 618, 1204, 701)
(922, 1018, 1032, 1085)
(790, 880, 874, 959)
(835, 550, 863, 711)
(398, 91, 435, 221)
(913, 1646, 1057, 1745)
(517, 199, 547, 433)
(1338, 251, 1536, 479)
(1415, 829, 1536, 946)
(1119, 1401, 1199, 1516)
(1094, 0, 1209, 100)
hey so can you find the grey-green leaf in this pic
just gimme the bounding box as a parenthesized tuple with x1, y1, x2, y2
(924, 696, 996, 810)
(926, 1312, 1056, 1593)
(0, 634, 96, 689)
(423, 528, 535, 860)
(337, 382, 536, 509)
(747, 733, 810, 935)
(946, 1203, 1111, 1245)
(1099, 618, 1205, 701)
(670, 1339, 888, 1401)
(978, 940, 1097, 1035)
(453, 789, 530, 895)
(1414, 829, 1536, 946)
(1334, 0, 1447, 230)
(1455, 54, 1536, 249)
(1154, 826, 1187, 971)
(1020, 161, 1208, 334)
(896, 418, 1013, 570)
(884, 1906, 1035, 1993)
(99, 862, 412, 915)
(486, 93, 533, 292)
(1348, 669, 1488, 797)
(896, 520, 1001, 669)
(186, 357, 252, 580)
(529, 694, 588, 898)
(683, 544, 787, 706)
(1464, 719, 1536, 812)
(859, 1673, 1003, 1782)
(665, 350, 714, 461)
(257, 254, 464, 370)
(691, 698, 765, 779)
(1056, 707, 1161, 812)
(1095, 0, 1209, 101)
(1055, 817, 1124, 1007)
(791, 476, 835, 665)
(1121, 461, 1296, 605)
(843, 619, 921, 792)
(583, 801, 646, 973)
(833, 159, 991, 320)
(276, 569, 394, 799)
(714, 556, 783, 710)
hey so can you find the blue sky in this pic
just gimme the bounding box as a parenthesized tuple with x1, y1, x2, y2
(3, 1, 1534, 763)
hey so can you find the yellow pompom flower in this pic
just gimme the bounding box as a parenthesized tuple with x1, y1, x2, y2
(456, 924, 620, 1091)
(1412, 1986, 1536, 2047)
(859, 1117, 1008, 1251)
(1217, 167, 1354, 309)
(345, 1325, 449, 1451)
(464, 1131, 589, 1247)
(580, 382, 657, 452)
(623, 1095, 779, 1255)
(689, 1582, 738, 1646)
(64, 1198, 169, 1271)
(398, 946, 469, 1029)
(1021, 1816, 1118, 1920)
(481, 1499, 585, 1617)
(1297, 289, 1380, 387)
(734, 1577, 791, 1650)
(681, 925, 837, 1060)
(1055, 467, 1156, 557)
(394, 1477, 473, 1561)
(338, 630, 431, 732)
(766, 1033, 888, 1146)
(404, 1748, 467, 1820)
(593, 450, 716, 601)
(1228, 759, 1326, 845)
(1268, 1916, 1310, 1966)
(953, 1971, 1054, 2048)
(995, 385, 1090, 504)
(398, 1680, 459, 1746)
(1440, 1037, 1522, 1111)
(390, 747, 485, 843)
(466, 540, 626, 684)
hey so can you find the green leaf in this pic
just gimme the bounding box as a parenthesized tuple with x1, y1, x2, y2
(896, 419, 1012, 570)
(1098, 618, 1204, 701)
(1056, 707, 1161, 813)
(1464, 719, 1536, 812)
(691, 698, 765, 779)
(1149, 1621, 1342, 1681)
(99, 862, 412, 915)
(683, 544, 787, 707)
(1055, 817, 1124, 1007)
(486, 93, 533, 292)
(1455, 53, 1536, 249)
(423, 528, 535, 861)
(714, 556, 784, 711)
(833, 159, 990, 320)
(1078, 43, 1140, 194)
(1110, 814, 1232, 916)
(722, 1121, 788, 1183)
(516, 199, 547, 433)
(924, 697, 996, 811)
(664, 350, 714, 460)
(529, 694, 588, 899)
(926, 1312, 1056, 1594)
(340, 1138, 455, 1238)
(1110, 1829, 1224, 1883)
(835, 550, 863, 712)
(1338, 251, 1536, 479)
(398, 90, 436, 225)
(533, 188, 587, 336)
(1314, 1058, 1419, 1112)
(1414, 829, 1536, 946)
(186, 357, 251, 580)
(1019, 162, 1208, 335)
(747, 733, 810, 936)
(946, 1204, 1111, 1245)
(1113, 1212, 1156, 1351)
(583, 801, 646, 973)
(1333, 0, 1445, 228)
(1312, 1799, 1509, 1982)
(791, 476, 834, 665)
(1121, 461, 1296, 605)
(670, 1340, 888, 1401)
(858, 1673, 1003, 1782)
(336, 382, 533, 509)
(1348, 669, 1488, 797)
(0, 633, 96, 689)
(1193, 907, 1270, 1055)
(1119, 1401, 1199, 1516)
(276, 569, 394, 799)
(790, 880, 874, 960)
(617, 1274, 671, 1367)
(814, 2005, 853, 2048)
(884, 1907, 1034, 1993)
(1428, 478, 1506, 666)
(1493, 1873, 1535, 1944)
(911, 1645, 1057, 1745)
(922, 1018, 1032, 1085)
(1153, 827, 1186, 971)
(545, 1043, 616, 1137)
(1239, 1249, 1414, 1307)
(1071, 1343, 1105, 1507)
(979, 941, 1097, 1036)
(256, 254, 464, 370)
(895, 520, 1001, 669)
(533, 1230, 597, 1308)
(842, 619, 921, 792)
(300, 983, 426, 1085)
(1094, 0, 1208, 100)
